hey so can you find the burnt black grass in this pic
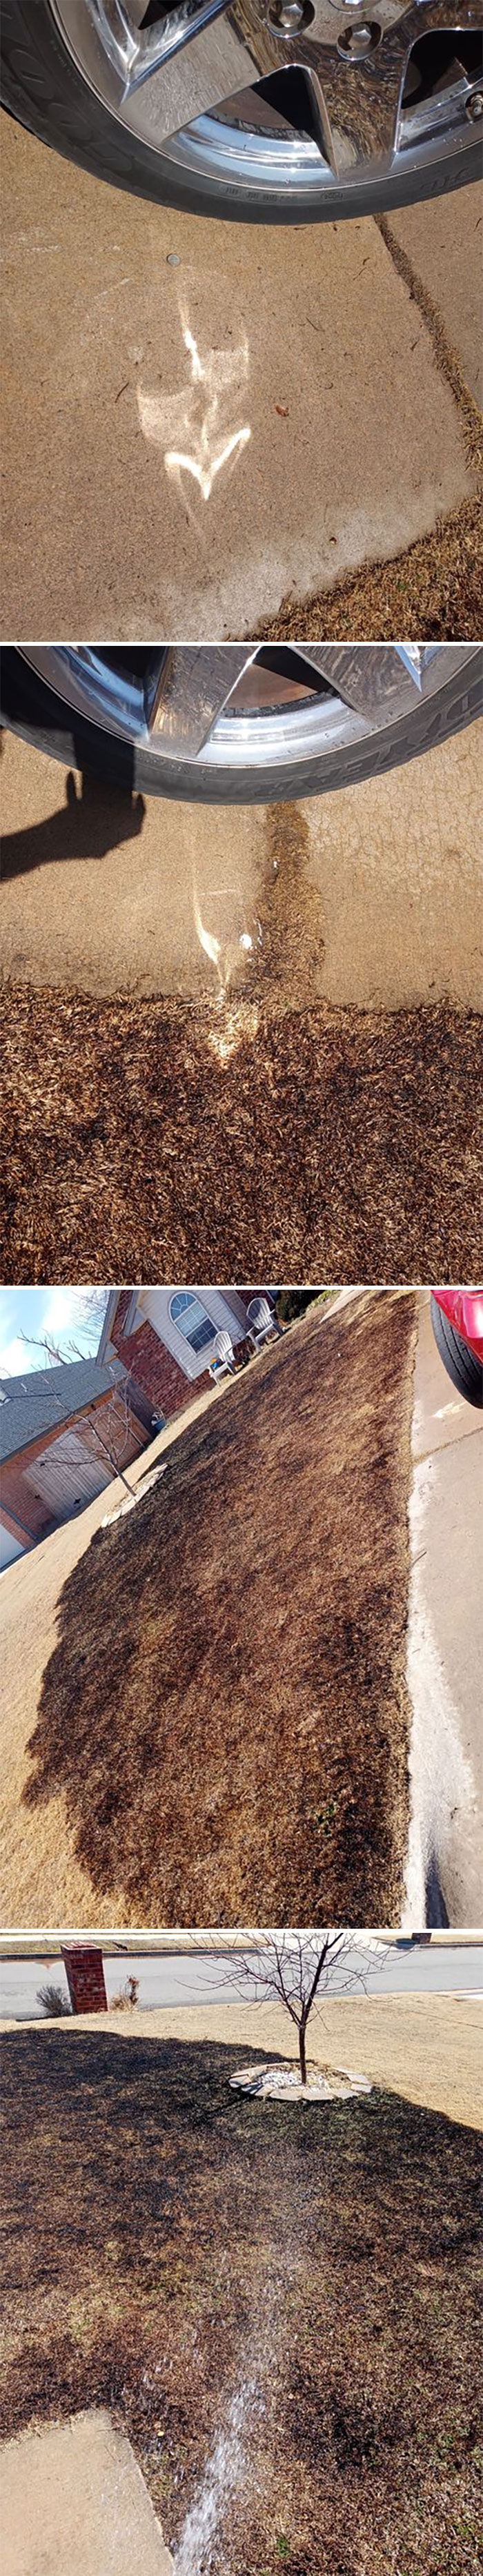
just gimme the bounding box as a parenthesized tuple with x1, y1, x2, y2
(1, 2026, 482, 2574)
(23, 1292, 416, 1927)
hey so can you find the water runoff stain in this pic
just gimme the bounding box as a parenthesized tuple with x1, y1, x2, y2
(257, 803, 326, 1007)
(194, 803, 326, 1065)
(172, 2369, 259, 2574)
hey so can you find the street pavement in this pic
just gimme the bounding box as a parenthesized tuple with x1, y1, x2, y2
(1, 1938, 482, 2021)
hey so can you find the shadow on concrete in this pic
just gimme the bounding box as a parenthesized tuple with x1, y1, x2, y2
(1, 767, 146, 881)
(425, 1849, 450, 1929)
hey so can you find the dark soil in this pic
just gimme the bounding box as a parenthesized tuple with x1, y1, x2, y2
(2, 983, 482, 1281)
(23, 1292, 416, 1926)
(1, 2024, 481, 2575)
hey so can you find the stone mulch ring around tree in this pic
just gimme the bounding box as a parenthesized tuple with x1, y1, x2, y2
(230, 2063, 373, 2104)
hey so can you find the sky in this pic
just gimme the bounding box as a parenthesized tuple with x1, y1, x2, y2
(0, 1286, 109, 1380)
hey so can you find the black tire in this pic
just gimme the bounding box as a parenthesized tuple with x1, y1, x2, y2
(1, 649, 482, 806)
(1, 0, 482, 221)
(431, 1295, 483, 1409)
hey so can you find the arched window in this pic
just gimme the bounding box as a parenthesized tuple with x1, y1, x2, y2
(169, 1292, 215, 1355)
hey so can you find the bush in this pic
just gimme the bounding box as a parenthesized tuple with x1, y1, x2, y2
(110, 1976, 139, 2012)
(275, 1289, 331, 1328)
(37, 1982, 71, 2018)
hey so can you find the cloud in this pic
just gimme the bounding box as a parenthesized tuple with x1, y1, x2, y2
(0, 1336, 33, 1381)
(0, 1290, 108, 1379)
(41, 1288, 92, 1345)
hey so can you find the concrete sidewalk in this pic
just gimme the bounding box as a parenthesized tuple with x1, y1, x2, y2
(1, 713, 482, 1010)
(1, 113, 480, 637)
(1, 2410, 173, 2576)
(404, 1291, 483, 1929)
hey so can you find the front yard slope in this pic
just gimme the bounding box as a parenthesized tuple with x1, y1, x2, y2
(24, 1290, 417, 1924)
(1, 2026, 481, 2576)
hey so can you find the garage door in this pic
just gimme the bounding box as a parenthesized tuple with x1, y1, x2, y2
(0, 1519, 25, 1569)
(23, 1428, 112, 1515)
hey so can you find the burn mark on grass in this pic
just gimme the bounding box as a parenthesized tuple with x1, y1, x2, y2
(255, 803, 325, 1007)
(3, 987, 482, 1281)
(1, 2034, 481, 2574)
(23, 1293, 417, 1927)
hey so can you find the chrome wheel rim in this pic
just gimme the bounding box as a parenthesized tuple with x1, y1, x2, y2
(49, 0, 482, 198)
(20, 645, 479, 776)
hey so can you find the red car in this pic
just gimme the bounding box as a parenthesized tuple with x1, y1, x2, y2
(431, 1290, 483, 1410)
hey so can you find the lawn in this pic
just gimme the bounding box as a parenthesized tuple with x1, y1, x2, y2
(3, 987, 482, 1283)
(1, 2024, 481, 2575)
(24, 1290, 417, 1925)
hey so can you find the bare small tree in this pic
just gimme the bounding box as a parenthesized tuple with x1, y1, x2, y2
(16, 1325, 141, 1500)
(211, 1929, 386, 2086)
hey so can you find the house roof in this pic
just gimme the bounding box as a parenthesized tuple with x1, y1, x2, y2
(0, 1358, 124, 1464)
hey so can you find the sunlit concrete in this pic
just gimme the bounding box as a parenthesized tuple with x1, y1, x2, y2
(1, 2411, 173, 2576)
(404, 1292, 483, 1931)
(1, 714, 482, 1008)
(1, 117, 477, 637)
(392, 184, 483, 409)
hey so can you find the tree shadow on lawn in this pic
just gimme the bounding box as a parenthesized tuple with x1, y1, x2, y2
(1, 2026, 481, 2575)
(22, 1292, 417, 1928)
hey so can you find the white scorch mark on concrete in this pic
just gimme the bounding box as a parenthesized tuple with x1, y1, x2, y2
(137, 306, 250, 509)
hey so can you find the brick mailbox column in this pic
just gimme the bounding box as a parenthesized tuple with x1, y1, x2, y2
(62, 1946, 108, 2014)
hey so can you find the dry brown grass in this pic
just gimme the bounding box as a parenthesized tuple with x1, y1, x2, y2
(257, 494, 483, 644)
(23, 1293, 416, 1926)
(1, 2021, 481, 2575)
(2, 983, 482, 1281)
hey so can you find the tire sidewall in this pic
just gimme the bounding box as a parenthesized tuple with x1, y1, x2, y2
(431, 1295, 483, 1409)
(1, 649, 482, 805)
(2, 0, 482, 219)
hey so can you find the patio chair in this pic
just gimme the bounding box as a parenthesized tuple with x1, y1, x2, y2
(208, 1329, 237, 1382)
(246, 1295, 280, 1351)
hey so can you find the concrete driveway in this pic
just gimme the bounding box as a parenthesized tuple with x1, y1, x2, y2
(1, 713, 482, 1011)
(404, 1290, 483, 1930)
(1, 110, 481, 637)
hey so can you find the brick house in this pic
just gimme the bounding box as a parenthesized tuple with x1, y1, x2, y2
(0, 1357, 150, 1567)
(97, 1288, 255, 1424)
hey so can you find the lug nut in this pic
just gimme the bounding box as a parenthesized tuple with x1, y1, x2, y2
(339, 20, 374, 52)
(466, 88, 483, 120)
(269, 0, 305, 23)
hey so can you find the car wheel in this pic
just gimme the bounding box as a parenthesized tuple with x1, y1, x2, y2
(2, 0, 482, 221)
(431, 1294, 483, 1408)
(1, 645, 482, 807)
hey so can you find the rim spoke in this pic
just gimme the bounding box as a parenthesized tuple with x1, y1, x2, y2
(146, 647, 258, 753)
(296, 646, 436, 725)
(122, 0, 408, 157)
(90, 0, 265, 144)
(19, 647, 476, 774)
(52, 0, 482, 167)
(302, 35, 408, 176)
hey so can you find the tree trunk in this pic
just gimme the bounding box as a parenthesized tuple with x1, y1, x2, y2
(299, 2023, 307, 2087)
